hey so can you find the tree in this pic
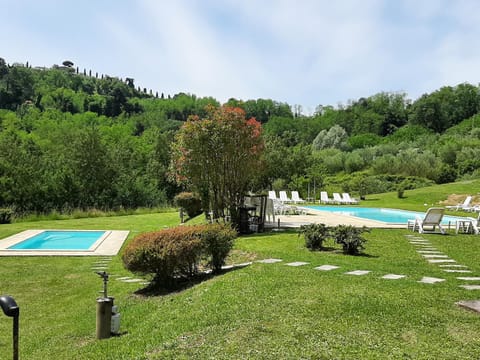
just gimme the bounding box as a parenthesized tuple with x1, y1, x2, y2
(312, 125, 348, 150)
(171, 106, 264, 227)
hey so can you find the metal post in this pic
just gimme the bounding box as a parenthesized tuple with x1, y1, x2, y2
(95, 272, 112, 340)
(13, 315, 18, 360)
(96, 297, 113, 339)
(0, 295, 19, 360)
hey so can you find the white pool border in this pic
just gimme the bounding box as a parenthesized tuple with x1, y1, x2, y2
(0, 229, 130, 256)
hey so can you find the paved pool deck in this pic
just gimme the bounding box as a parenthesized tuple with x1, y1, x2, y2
(0, 230, 130, 256)
(266, 207, 412, 229)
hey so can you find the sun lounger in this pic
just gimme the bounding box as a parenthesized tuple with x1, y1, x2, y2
(273, 199, 300, 215)
(446, 196, 472, 211)
(268, 191, 278, 201)
(279, 191, 292, 203)
(456, 212, 480, 234)
(319, 191, 333, 204)
(291, 191, 305, 203)
(411, 207, 446, 234)
(332, 193, 344, 204)
(342, 193, 359, 204)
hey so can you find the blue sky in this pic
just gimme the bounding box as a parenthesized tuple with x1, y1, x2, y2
(2, 0, 480, 113)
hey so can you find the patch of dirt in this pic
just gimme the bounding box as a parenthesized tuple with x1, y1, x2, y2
(225, 249, 257, 265)
(438, 194, 479, 206)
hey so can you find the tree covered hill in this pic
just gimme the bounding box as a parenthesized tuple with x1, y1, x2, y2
(1, 56, 480, 215)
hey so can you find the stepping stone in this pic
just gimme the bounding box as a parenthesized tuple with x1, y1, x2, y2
(345, 270, 371, 276)
(460, 285, 480, 290)
(91, 267, 107, 270)
(235, 262, 253, 268)
(457, 277, 480, 281)
(257, 258, 283, 264)
(286, 261, 309, 267)
(122, 278, 144, 283)
(422, 254, 449, 258)
(428, 259, 456, 263)
(221, 265, 235, 270)
(443, 269, 473, 273)
(417, 250, 443, 254)
(439, 264, 468, 268)
(314, 265, 339, 271)
(418, 276, 446, 284)
(418, 247, 438, 251)
(116, 277, 132, 280)
(457, 300, 480, 313)
(382, 274, 406, 280)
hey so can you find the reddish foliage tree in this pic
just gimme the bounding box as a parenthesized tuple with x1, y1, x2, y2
(171, 106, 264, 226)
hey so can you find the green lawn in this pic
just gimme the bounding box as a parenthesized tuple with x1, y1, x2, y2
(1, 185, 480, 359)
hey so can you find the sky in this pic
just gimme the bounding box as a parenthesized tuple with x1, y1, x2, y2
(2, 0, 480, 113)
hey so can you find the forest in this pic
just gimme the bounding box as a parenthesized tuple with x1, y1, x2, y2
(1, 56, 480, 215)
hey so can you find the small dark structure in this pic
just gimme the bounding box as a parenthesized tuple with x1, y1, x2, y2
(239, 195, 267, 234)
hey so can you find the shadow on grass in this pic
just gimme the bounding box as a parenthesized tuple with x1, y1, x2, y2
(313, 247, 379, 258)
(134, 265, 248, 297)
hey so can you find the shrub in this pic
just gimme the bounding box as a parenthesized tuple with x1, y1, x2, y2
(0, 208, 13, 224)
(299, 223, 330, 250)
(397, 185, 405, 199)
(200, 223, 237, 273)
(122, 225, 205, 288)
(331, 225, 369, 255)
(173, 192, 202, 218)
(122, 223, 237, 287)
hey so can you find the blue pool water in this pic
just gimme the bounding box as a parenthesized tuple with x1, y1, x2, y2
(9, 231, 106, 250)
(307, 206, 463, 224)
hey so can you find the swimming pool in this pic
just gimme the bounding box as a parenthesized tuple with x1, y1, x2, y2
(306, 206, 463, 225)
(8, 230, 107, 250)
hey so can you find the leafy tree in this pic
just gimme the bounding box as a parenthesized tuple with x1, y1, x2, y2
(70, 125, 116, 208)
(171, 106, 264, 226)
(312, 125, 348, 150)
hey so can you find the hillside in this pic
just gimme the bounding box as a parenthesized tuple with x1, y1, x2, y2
(1, 57, 480, 215)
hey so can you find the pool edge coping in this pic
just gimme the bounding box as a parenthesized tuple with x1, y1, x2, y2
(0, 229, 130, 256)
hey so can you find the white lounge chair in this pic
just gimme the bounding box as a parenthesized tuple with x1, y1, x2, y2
(265, 198, 276, 222)
(268, 191, 278, 200)
(455, 212, 480, 234)
(411, 207, 446, 234)
(332, 193, 344, 204)
(279, 191, 292, 203)
(446, 196, 472, 211)
(273, 199, 298, 215)
(342, 193, 359, 204)
(319, 191, 333, 204)
(291, 191, 305, 203)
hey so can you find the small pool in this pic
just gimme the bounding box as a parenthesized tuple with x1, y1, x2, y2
(8, 230, 107, 250)
(307, 206, 463, 225)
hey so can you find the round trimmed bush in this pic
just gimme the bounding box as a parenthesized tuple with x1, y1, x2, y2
(122, 225, 204, 287)
(122, 223, 237, 288)
(173, 192, 202, 218)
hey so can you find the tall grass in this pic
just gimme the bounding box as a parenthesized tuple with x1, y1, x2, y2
(14, 206, 176, 223)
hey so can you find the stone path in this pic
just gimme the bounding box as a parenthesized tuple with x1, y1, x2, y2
(405, 234, 479, 289)
(90, 256, 150, 285)
(250, 234, 479, 290)
(94, 234, 479, 293)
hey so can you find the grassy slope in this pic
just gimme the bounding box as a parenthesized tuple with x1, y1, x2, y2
(0, 183, 479, 359)
(361, 179, 480, 213)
